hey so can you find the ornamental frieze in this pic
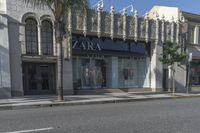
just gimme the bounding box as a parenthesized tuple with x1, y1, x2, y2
(69, 8, 180, 43)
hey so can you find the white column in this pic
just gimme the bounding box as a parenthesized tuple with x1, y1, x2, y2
(145, 12, 149, 43)
(37, 24, 42, 55)
(151, 15, 163, 92)
(134, 10, 138, 42)
(19, 24, 26, 54)
(194, 26, 199, 44)
(110, 6, 114, 40)
(83, 8, 87, 37)
(123, 9, 127, 41)
(97, 3, 102, 38)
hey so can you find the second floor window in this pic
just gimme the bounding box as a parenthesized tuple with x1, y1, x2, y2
(25, 18, 38, 55)
(41, 20, 53, 55)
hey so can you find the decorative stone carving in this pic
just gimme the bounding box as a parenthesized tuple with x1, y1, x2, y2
(90, 10, 98, 32)
(139, 18, 146, 38)
(166, 22, 171, 41)
(129, 16, 135, 37)
(103, 12, 111, 33)
(110, 6, 114, 40)
(76, 11, 83, 30)
(118, 15, 123, 35)
(149, 20, 156, 39)
(161, 15, 165, 42)
(155, 14, 160, 42)
(69, 8, 178, 43)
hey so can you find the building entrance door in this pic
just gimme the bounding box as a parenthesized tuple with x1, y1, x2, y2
(23, 63, 56, 95)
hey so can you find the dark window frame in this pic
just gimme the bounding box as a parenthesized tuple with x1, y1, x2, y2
(41, 20, 53, 55)
(25, 18, 39, 55)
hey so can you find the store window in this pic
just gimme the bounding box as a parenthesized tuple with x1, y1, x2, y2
(189, 25, 195, 44)
(118, 57, 149, 88)
(73, 57, 106, 89)
(25, 18, 38, 55)
(191, 60, 200, 86)
(41, 20, 53, 55)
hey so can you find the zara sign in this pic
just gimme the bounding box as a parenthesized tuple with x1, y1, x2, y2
(72, 40, 102, 51)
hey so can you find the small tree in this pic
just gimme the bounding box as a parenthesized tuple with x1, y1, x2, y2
(159, 41, 187, 95)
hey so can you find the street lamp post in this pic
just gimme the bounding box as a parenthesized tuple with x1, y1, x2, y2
(187, 52, 192, 94)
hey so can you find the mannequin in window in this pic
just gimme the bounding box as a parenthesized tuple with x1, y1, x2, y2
(97, 67, 102, 88)
(81, 64, 90, 87)
(89, 61, 97, 88)
(129, 68, 134, 80)
(123, 68, 129, 80)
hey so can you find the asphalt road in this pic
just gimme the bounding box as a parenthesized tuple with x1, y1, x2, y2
(1, 98, 200, 133)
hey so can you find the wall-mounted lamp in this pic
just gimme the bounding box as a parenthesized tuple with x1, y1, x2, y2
(92, 0, 104, 9)
(118, 4, 134, 14)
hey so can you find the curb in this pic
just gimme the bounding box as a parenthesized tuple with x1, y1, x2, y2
(0, 95, 200, 111)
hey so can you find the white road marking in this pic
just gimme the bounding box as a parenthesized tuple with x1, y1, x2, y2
(3, 127, 54, 133)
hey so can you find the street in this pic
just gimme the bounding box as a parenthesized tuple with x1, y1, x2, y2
(1, 98, 200, 133)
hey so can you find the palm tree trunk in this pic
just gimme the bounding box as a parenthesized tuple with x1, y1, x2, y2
(172, 65, 175, 95)
(57, 40, 64, 101)
(55, 21, 64, 101)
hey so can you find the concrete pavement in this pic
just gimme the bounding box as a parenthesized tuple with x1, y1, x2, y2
(1, 92, 200, 110)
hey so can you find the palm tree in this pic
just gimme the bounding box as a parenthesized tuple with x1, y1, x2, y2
(24, 0, 89, 101)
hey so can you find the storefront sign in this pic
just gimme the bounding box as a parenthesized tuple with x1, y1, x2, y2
(72, 40, 101, 51)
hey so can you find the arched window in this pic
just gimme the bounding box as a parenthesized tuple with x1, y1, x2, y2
(41, 20, 53, 55)
(25, 18, 38, 55)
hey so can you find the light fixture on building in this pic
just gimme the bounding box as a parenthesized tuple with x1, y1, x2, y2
(118, 4, 134, 14)
(92, 0, 104, 9)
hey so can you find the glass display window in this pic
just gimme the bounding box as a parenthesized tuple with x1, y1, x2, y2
(73, 57, 106, 89)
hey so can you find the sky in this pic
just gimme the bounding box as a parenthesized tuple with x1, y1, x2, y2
(89, 0, 200, 16)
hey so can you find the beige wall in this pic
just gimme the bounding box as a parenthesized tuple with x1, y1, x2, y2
(0, 0, 6, 13)
(149, 6, 180, 22)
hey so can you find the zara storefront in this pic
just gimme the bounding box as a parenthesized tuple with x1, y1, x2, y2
(72, 35, 151, 92)
(0, 0, 182, 98)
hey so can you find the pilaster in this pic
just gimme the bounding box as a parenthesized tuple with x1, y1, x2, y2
(97, 3, 102, 38)
(161, 15, 165, 43)
(151, 14, 163, 92)
(145, 12, 149, 43)
(38, 24, 42, 55)
(83, 8, 87, 37)
(171, 17, 175, 42)
(123, 9, 127, 41)
(134, 10, 138, 42)
(110, 6, 114, 40)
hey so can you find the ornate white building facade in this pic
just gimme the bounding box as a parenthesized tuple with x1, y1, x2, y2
(0, 1, 183, 98)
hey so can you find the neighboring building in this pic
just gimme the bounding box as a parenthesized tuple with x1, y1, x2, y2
(182, 12, 200, 90)
(0, 1, 180, 98)
(149, 5, 200, 92)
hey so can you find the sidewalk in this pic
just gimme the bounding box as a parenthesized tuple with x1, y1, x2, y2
(0, 92, 200, 110)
